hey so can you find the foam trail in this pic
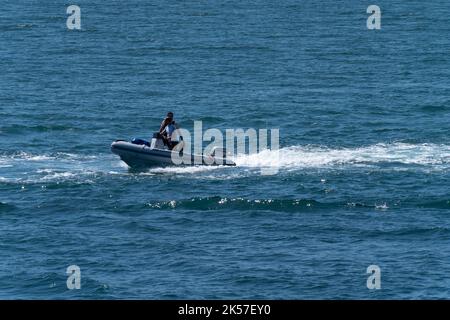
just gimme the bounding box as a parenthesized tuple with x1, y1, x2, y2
(0, 152, 116, 184)
(1, 143, 449, 184)
(235, 143, 450, 170)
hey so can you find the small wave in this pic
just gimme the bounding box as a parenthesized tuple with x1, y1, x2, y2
(374, 203, 389, 210)
(27, 169, 100, 184)
(0, 177, 16, 183)
(9, 152, 55, 161)
(0, 152, 103, 171)
(146, 197, 327, 211)
(38, 171, 78, 181)
(2, 151, 98, 162)
(346, 202, 393, 210)
(0, 156, 12, 168)
(0, 152, 52, 163)
(0, 171, 97, 185)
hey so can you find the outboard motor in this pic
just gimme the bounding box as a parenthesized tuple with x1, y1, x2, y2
(208, 147, 233, 165)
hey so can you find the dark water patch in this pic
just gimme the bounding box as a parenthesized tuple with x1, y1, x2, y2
(0, 23, 36, 31)
(177, 116, 227, 128)
(1, 124, 76, 134)
(420, 104, 449, 113)
(122, 45, 273, 53)
(363, 226, 450, 239)
(0, 202, 16, 213)
(0, 271, 111, 299)
(121, 221, 162, 233)
(419, 200, 450, 209)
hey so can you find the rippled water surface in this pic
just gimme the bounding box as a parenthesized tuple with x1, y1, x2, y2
(1, 1, 450, 299)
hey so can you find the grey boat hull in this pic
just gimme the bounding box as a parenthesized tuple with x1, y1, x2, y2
(111, 140, 235, 168)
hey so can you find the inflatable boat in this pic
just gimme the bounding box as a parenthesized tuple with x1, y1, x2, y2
(111, 133, 236, 168)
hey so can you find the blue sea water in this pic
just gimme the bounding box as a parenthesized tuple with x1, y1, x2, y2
(1, 0, 450, 299)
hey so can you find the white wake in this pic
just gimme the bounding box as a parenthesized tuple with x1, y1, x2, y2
(235, 143, 450, 170)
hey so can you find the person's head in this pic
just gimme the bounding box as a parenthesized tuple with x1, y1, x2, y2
(166, 112, 174, 120)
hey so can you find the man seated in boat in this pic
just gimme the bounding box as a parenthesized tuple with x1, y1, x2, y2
(162, 120, 177, 149)
(159, 111, 174, 134)
(158, 112, 180, 150)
